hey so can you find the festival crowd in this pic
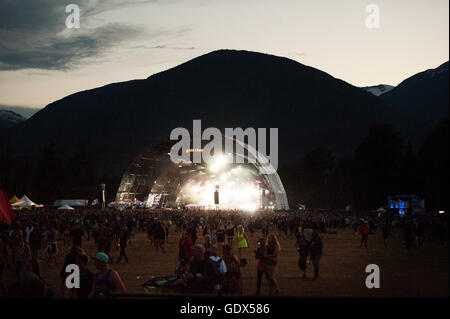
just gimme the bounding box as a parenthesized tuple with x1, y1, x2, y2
(0, 207, 447, 298)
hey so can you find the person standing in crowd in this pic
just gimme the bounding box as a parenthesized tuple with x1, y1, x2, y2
(381, 222, 390, 246)
(60, 246, 83, 298)
(11, 236, 30, 280)
(175, 230, 193, 278)
(255, 237, 268, 295)
(91, 252, 126, 298)
(75, 253, 94, 299)
(187, 223, 198, 245)
(226, 221, 235, 246)
(221, 244, 242, 295)
(296, 233, 309, 279)
(309, 230, 323, 280)
(404, 220, 414, 249)
(236, 225, 250, 266)
(24, 222, 34, 247)
(358, 221, 369, 247)
(118, 226, 130, 263)
(203, 234, 212, 251)
(45, 225, 57, 267)
(264, 234, 280, 295)
(216, 221, 226, 256)
(63, 224, 71, 246)
(154, 219, 166, 254)
(29, 224, 42, 261)
(84, 218, 91, 242)
(103, 224, 115, 263)
(71, 223, 84, 248)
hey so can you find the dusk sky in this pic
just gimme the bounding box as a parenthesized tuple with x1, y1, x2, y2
(0, 0, 448, 112)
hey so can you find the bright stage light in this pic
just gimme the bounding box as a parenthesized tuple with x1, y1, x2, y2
(178, 165, 261, 211)
(208, 154, 228, 173)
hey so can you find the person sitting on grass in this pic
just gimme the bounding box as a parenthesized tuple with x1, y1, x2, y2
(185, 244, 219, 294)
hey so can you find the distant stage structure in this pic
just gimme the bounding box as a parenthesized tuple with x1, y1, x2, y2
(116, 138, 289, 210)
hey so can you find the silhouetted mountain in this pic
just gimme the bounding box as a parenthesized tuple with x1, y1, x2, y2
(0, 110, 26, 128)
(1, 50, 421, 179)
(380, 61, 449, 130)
(361, 84, 394, 96)
(0, 105, 40, 119)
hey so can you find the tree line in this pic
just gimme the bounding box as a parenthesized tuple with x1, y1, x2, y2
(279, 118, 448, 211)
(0, 118, 448, 210)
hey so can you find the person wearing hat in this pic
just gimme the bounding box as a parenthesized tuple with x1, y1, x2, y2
(186, 244, 219, 294)
(90, 252, 126, 299)
(221, 244, 242, 295)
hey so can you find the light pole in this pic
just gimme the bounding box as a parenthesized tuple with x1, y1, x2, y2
(100, 183, 106, 210)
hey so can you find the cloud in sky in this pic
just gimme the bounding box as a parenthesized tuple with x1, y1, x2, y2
(0, 24, 141, 70)
(0, 0, 173, 70)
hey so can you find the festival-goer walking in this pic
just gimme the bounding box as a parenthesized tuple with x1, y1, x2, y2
(174, 230, 193, 278)
(358, 221, 369, 247)
(264, 234, 280, 295)
(216, 221, 226, 256)
(310, 230, 323, 280)
(154, 219, 166, 254)
(236, 225, 249, 266)
(255, 237, 268, 295)
(226, 221, 234, 246)
(381, 222, 390, 246)
(118, 226, 130, 263)
(296, 233, 309, 279)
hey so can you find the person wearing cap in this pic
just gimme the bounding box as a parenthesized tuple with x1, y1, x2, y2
(185, 244, 219, 294)
(221, 244, 242, 295)
(90, 252, 126, 298)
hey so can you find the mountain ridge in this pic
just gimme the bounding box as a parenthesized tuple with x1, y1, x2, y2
(1, 50, 433, 179)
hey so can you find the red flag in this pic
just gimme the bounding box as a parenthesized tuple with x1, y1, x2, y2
(0, 189, 15, 225)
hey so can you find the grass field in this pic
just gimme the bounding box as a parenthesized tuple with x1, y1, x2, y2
(29, 227, 449, 297)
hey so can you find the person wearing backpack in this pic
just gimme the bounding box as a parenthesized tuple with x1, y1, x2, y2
(206, 245, 227, 293)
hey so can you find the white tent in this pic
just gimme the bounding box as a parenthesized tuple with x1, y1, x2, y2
(58, 204, 75, 210)
(11, 195, 38, 208)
